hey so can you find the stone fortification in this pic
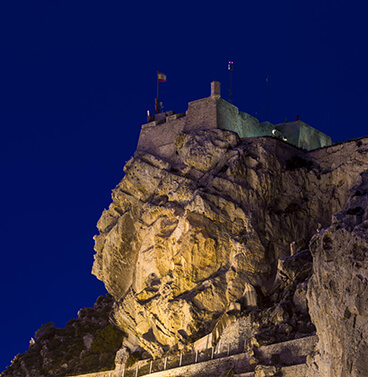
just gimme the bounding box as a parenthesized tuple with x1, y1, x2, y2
(137, 81, 332, 162)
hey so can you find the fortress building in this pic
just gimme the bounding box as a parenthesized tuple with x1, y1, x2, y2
(137, 81, 332, 161)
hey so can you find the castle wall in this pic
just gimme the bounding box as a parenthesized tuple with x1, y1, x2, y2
(136, 114, 186, 160)
(299, 122, 332, 149)
(276, 121, 332, 150)
(184, 97, 218, 132)
(216, 99, 271, 138)
(137, 95, 264, 162)
(136, 81, 333, 160)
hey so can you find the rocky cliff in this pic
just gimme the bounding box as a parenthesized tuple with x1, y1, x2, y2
(1, 295, 125, 377)
(307, 169, 368, 376)
(92, 128, 368, 376)
(3, 128, 368, 377)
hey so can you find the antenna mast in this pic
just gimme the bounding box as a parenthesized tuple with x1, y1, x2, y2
(266, 75, 269, 121)
(228, 61, 233, 104)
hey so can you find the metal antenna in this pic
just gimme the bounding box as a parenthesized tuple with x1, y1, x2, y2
(228, 61, 233, 104)
(266, 75, 270, 121)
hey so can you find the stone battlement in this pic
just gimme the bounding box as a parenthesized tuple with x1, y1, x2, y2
(137, 81, 332, 161)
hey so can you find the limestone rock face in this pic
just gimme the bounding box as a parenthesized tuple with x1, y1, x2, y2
(92, 131, 368, 361)
(307, 171, 368, 377)
(1, 295, 125, 377)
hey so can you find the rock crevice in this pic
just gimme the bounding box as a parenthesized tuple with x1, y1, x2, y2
(92, 130, 368, 372)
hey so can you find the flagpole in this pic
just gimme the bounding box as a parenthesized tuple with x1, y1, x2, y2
(156, 71, 166, 113)
(155, 71, 160, 114)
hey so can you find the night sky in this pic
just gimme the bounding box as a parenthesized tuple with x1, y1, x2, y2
(1, 0, 367, 372)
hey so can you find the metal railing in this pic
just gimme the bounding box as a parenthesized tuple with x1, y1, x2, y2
(69, 341, 247, 377)
(118, 342, 246, 377)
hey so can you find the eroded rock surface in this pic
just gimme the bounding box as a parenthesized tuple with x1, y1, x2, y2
(307, 170, 368, 377)
(92, 129, 368, 365)
(4, 131, 368, 377)
(1, 295, 125, 377)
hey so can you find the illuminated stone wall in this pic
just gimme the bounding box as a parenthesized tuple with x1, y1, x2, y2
(136, 81, 332, 161)
(276, 121, 332, 150)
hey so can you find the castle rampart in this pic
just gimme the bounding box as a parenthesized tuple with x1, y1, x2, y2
(136, 81, 332, 161)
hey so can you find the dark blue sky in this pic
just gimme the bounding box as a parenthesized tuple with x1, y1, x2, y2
(1, 0, 367, 372)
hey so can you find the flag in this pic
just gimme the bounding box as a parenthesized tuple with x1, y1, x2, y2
(157, 72, 167, 82)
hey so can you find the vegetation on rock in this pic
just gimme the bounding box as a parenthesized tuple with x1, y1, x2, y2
(1, 295, 125, 377)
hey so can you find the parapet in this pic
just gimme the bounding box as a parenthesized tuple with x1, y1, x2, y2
(275, 121, 332, 150)
(136, 81, 332, 161)
(137, 111, 186, 160)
